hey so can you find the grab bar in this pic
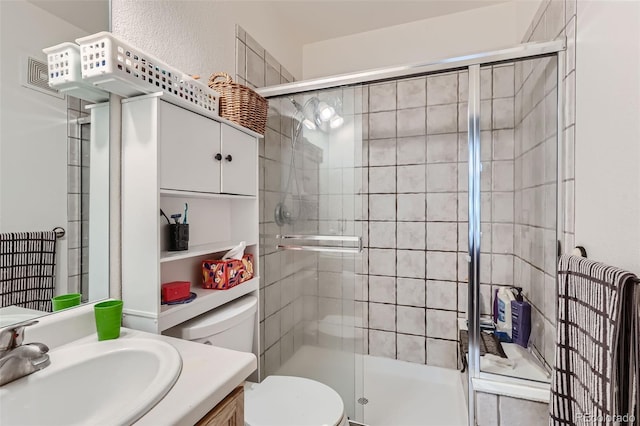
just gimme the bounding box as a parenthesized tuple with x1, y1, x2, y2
(276, 235, 363, 254)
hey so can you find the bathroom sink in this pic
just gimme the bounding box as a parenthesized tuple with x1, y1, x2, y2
(0, 337, 182, 426)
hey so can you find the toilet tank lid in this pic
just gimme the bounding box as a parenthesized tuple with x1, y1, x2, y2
(168, 295, 257, 340)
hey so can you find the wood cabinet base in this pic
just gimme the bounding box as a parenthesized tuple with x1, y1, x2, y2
(197, 385, 244, 426)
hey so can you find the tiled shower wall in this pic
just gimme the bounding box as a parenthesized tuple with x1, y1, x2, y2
(66, 96, 89, 298)
(357, 67, 516, 368)
(513, 0, 576, 371)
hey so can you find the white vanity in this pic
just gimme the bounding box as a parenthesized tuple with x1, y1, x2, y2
(1, 302, 256, 425)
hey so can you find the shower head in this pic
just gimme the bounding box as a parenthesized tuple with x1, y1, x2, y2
(288, 96, 343, 131)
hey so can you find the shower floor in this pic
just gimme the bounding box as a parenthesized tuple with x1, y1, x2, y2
(276, 345, 467, 426)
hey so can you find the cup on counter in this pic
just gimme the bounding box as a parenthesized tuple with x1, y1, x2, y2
(94, 300, 123, 341)
(51, 293, 82, 311)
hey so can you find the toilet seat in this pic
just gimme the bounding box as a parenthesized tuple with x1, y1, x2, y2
(244, 376, 347, 426)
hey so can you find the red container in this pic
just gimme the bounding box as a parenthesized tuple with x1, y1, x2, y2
(202, 254, 254, 290)
(161, 281, 191, 302)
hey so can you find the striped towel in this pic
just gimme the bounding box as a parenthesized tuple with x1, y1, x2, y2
(550, 255, 639, 425)
(0, 231, 57, 312)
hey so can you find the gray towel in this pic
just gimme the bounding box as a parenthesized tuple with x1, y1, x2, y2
(0, 231, 57, 312)
(550, 255, 639, 425)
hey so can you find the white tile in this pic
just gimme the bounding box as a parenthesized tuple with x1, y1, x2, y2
(246, 47, 265, 87)
(492, 254, 513, 285)
(397, 334, 426, 364)
(397, 107, 426, 137)
(397, 278, 426, 307)
(264, 342, 281, 376)
(426, 338, 458, 369)
(426, 251, 457, 281)
(426, 163, 457, 192)
(499, 396, 550, 426)
(427, 72, 458, 106)
(369, 302, 396, 332)
(426, 193, 457, 221)
(492, 161, 514, 191)
(427, 133, 458, 163)
(481, 67, 492, 100)
(266, 63, 280, 86)
(397, 136, 426, 165)
(426, 309, 457, 339)
(492, 223, 514, 254)
(493, 129, 514, 160)
(397, 164, 426, 193)
(426, 222, 457, 252)
(369, 82, 397, 112)
(397, 222, 426, 250)
(369, 329, 396, 358)
(369, 275, 396, 303)
(265, 281, 282, 316)
(369, 166, 396, 193)
(493, 97, 514, 130)
(397, 250, 426, 279)
(319, 297, 341, 319)
(427, 104, 457, 134)
(265, 311, 281, 348)
(476, 392, 498, 426)
(369, 248, 396, 276)
(370, 194, 396, 221)
(369, 221, 396, 249)
(397, 306, 426, 335)
(492, 65, 515, 98)
(369, 138, 396, 166)
(492, 192, 514, 223)
(370, 111, 396, 139)
(397, 77, 426, 109)
(397, 193, 425, 221)
(245, 32, 264, 57)
(426, 280, 457, 311)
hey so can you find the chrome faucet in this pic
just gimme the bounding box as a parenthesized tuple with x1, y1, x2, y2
(0, 320, 50, 386)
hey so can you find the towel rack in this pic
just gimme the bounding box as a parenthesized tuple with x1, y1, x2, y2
(52, 227, 65, 239)
(276, 234, 362, 254)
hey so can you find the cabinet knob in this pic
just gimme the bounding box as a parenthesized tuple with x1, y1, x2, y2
(225, 155, 233, 162)
(214, 153, 222, 161)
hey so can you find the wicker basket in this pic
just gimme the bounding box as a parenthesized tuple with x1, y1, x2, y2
(208, 72, 268, 135)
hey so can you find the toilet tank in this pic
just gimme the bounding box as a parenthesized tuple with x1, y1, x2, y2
(164, 295, 257, 352)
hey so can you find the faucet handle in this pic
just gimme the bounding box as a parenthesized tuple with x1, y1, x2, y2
(0, 319, 39, 351)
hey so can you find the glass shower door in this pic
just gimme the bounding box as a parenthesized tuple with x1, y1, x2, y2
(260, 87, 364, 421)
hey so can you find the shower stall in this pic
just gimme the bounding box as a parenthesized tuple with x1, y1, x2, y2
(256, 39, 564, 425)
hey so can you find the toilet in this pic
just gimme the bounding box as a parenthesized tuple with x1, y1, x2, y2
(165, 295, 348, 426)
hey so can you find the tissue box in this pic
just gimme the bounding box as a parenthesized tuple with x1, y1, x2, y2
(202, 254, 254, 290)
(161, 281, 191, 302)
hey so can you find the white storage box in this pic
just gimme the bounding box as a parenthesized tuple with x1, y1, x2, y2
(75, 32, 220, 117)
(42, 42, 109, 102)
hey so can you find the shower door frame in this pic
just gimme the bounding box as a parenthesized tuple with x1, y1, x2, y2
(257, 39, 566, 426)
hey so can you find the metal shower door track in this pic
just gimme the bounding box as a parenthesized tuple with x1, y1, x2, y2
(256, 39, 565, 98)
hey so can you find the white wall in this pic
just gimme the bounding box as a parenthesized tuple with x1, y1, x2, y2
(111, 0, 303, 80)
(574, 0, 640, 272)
(302, 2, 526, 79)
(0, 0, 89, 292)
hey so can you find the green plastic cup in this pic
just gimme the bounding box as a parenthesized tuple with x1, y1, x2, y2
(94, 300, 123, 341)
(51, 293, 82, 311)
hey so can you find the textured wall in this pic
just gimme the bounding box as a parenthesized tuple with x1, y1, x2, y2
(111, 0, 303, 80)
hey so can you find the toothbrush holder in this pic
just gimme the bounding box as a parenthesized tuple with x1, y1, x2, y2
(168, 223, 189, 251)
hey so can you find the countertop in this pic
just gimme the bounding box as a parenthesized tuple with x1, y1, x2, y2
(57, 328, 257, 426)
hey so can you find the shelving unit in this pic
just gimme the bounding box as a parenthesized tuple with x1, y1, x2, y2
(120, 92, 261, 380)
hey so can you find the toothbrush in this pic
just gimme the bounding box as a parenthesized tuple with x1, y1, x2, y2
(183, 203, 189, 224)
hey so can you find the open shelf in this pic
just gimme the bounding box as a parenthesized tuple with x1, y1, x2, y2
(161, 241, 257, 263)
(159, 277, 259, 332)
(160, 189, 256, 200)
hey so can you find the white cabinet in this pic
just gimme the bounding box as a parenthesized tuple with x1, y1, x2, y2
(121, 93, 261, 378)
(159, 101, 221, 193)
(157, 100, 257, 196)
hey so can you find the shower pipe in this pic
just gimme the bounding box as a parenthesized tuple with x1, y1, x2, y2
(257, 39, 566, 426)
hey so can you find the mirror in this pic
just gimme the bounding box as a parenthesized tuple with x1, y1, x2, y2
(0, 0, 110, 326)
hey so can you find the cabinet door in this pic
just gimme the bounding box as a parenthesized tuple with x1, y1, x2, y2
(196, 386, 244, 426)
(159, 101, 221, 193)
(220, 125, 257, 196)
